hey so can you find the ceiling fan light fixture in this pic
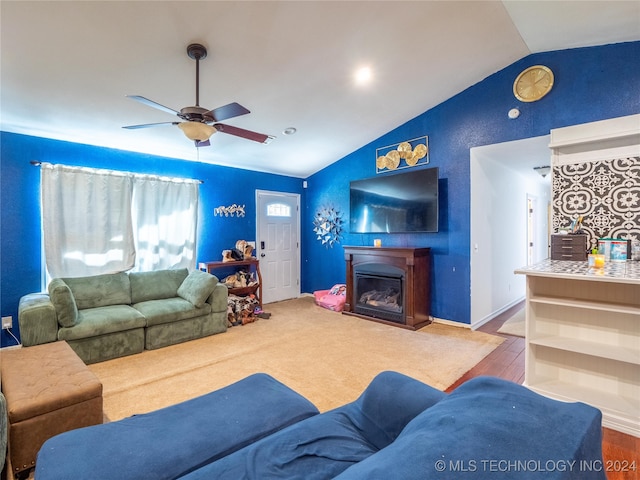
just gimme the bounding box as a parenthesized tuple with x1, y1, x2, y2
(178, 121, 217, 142)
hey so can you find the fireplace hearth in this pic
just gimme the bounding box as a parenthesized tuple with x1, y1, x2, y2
(343, 246, 431, 330)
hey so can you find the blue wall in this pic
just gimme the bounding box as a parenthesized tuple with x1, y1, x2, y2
(302, 41, 640, 324)
(0, 134, 303, 346)
(2, 42, 639, 346)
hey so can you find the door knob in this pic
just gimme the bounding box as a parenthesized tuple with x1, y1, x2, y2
(260, 253, 266, 258)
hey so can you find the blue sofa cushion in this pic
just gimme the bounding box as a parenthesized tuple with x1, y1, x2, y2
(180, 371, 446, 480)
(36, 373, 319, 480)
(334, 376, 605, 480)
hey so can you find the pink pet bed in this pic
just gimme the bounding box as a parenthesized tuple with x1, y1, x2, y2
(313, 284, 347, 312)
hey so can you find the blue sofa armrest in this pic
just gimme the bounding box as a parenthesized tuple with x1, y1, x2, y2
(179, 371, 447, 480)
(335, 376, 605, 480)
(36, 373, 319, 480)
(335, 370, 446, 450)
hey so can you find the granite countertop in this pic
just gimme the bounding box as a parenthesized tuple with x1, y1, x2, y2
(515, 259, 640, 283)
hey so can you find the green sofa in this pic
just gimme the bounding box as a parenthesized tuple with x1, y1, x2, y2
(18, 268, 228, 364)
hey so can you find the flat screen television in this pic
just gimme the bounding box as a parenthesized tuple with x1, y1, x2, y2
(350, 167, 439, 233)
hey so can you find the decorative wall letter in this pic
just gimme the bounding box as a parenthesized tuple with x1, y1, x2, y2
(214, 204, 246, 217)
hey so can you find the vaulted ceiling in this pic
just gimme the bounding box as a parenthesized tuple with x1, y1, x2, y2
(1, 1, 638, 177)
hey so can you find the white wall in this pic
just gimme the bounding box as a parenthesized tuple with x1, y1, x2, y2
(470, 136, 550, 328)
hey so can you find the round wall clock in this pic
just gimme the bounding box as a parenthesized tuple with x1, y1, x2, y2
(513, 65, 554, 102)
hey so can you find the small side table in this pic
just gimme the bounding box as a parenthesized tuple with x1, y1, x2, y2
(199, 259, 263, 307)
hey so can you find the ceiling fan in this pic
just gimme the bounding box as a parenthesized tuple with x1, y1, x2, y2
(123, 43, 273, 147)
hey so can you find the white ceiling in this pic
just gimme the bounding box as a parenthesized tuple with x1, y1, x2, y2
(1, 1, 639, 178)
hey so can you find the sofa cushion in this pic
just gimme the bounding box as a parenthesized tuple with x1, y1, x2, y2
(36, 373, 319, 480)
(180, 371, 447, 480)
(133, 297, 211, 327)
(129, 268, 189, 304)
(63, 272, 131, 310)
(58, 305, 146, 341)
(48, 278, 79, 328)
(177, 270, 219, 308)
(334, 376, 605, 480)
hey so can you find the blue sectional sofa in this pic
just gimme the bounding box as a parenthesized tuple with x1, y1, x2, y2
(35, 372, 605, 480)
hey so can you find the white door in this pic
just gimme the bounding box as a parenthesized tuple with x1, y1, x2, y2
(256, 190, 300, 304)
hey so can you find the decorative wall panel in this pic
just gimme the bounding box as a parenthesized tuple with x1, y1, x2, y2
(552, 156, 640, 249)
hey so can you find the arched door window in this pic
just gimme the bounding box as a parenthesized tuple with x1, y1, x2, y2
(267, 203, 292, 217)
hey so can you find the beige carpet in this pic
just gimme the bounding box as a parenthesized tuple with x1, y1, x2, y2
(497, 308, 525, 337)
(90, 296, 504, 421)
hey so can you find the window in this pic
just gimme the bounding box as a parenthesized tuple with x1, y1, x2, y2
(267, 203, 291, 217)
(41, 163, 199, 279)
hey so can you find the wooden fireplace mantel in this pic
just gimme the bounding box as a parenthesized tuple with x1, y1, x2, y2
(343, 246, 431, 330)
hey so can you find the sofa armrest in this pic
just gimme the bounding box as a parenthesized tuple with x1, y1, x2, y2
(340, 371, 446, 450)
(18, 294, 59, 346)
(335, 376, 606, 480)
(206, 282, 228, 312)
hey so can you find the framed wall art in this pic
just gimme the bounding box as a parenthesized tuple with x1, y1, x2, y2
(376, 136, 429, 174)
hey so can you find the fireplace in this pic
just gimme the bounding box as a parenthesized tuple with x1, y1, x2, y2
(354, 265, 404, 323)
(343, 246, 431, 330)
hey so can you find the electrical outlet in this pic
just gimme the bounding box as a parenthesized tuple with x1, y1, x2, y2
(2, 316, 12, 330)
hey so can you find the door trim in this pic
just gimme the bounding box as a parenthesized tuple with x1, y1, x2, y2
(255, 189, 301, 302)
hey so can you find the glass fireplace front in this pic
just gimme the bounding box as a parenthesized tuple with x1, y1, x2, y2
(354, 266, 404, 323)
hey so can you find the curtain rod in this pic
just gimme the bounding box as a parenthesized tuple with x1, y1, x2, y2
(29, 160, 204, 184)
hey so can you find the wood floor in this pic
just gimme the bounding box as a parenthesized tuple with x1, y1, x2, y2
(446, 302, 639, 480)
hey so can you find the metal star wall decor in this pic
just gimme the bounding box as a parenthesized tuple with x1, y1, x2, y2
(313, 206, 343, 248)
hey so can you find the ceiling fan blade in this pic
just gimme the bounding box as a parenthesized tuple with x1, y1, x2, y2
(205, 102, 250, 122)
(122, 122, 179, 130)
(214, 123, 272, 143)
(126, 95, 179, 116)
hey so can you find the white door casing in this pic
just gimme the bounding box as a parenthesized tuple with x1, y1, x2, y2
(256, 190, 300, 304)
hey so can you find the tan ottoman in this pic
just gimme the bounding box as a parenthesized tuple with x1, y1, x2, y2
(0, 341, 103, 477)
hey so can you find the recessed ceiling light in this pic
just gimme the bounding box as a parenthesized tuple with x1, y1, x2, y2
(354, 66, 372, 86)
(283, 127, 297, 136)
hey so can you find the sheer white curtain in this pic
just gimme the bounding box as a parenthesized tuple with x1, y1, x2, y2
(41, 163, 199, 279)
(131, 175, 199, 272)
(41, 163, 136, 278)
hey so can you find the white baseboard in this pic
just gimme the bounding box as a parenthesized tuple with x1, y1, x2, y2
(471, 296, 525, 330)
(432, 317, 471, 329)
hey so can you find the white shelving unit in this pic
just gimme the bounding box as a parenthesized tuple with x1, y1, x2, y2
(516, 260, 640, 437)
